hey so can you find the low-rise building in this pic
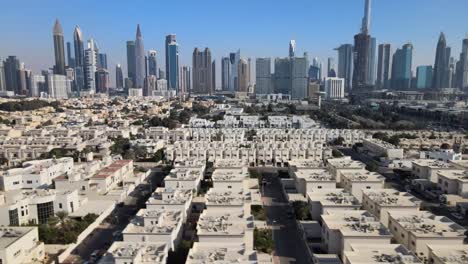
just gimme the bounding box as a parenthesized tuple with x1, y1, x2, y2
(362, 189, 421, 227)
(89, 160, 134, 194)
(196, 207, 254, 250)
(387, 211, 466, 258)
(307, 189, 361, 220)
(411, 159, 453, 183)
(186, 242, 258, 264)
(343, 244, 422, 264)
(427, 244, 468, 264)
(0, 226, 45, 264)
(0, 157, 74, 191)
(362, 138, 404, 159)
(291, 168, 336, 196)
(212, 167, 250, 191)
(163, 167, 204, 192)
(436, 170, 468, 197)
(99, 242, 169, 264)
(339, 170, 385, 202)
(327, 157, 366, 182)
(122, 209, 183, 251)
(145, 187, 193, 221)
(321, 210, 393, 259)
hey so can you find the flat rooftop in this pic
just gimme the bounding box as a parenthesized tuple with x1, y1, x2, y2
(205, 189, 247, 206)
(362, 189, 420, 207)
(412, 159, 452, 169)
(327, 157, 366, 169)
(173, 158, 206, 168)
(212, 168, 249, 182)
(322, 210, 392, 237)
(427, 244, 468, 264)
(197, 208, 252, 236)
(214, 159, 249, 168)
(289, 159, 325, 168)
(187, 242, 258, 264)
(165, 168, 202, 181)
(340, 169, 385, 182)
(437, 169, 468, 183)
(345, 244, 422, 263)
(146, 187, 193, 205)
(0, 227, 36, 249)
(389, 211, 466, 238)
(295, 168, 335, 182)
(123, 209, 182, 235)
(307, 189, 360, 206)
(103, 242, 169, 264)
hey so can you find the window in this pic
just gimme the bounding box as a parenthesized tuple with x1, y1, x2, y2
(26, 180, 32, 184)
(59, 203, 62, 209)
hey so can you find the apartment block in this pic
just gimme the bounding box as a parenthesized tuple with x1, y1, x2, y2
(339, 170, 385, 202)
(307, 189, 361, 220)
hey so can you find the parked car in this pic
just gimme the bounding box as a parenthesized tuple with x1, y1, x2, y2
(451, 213, 464, 220)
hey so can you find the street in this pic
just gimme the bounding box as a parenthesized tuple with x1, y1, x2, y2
(262, 172, 311, 264)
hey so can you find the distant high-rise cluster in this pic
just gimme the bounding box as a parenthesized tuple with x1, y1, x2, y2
(1, 2, 468, 99)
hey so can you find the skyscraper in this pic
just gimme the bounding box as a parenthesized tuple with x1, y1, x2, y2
(308, 58, 322, 81)
(66, 42, 75, 68)
(97, 53, 108, 70)
(291, 54, 309, 99)
(289, 40, 296, 58)
(416, 66, 433, 89)
(238, 58, 249, 92)
(460, 38, 468, 89)
(361, 0, 372, 35)
(368, 37, 377, 85)
(84, 39, 98, 92)
(116, 64, 124, 89)
(0, 62, 5, 92)
(221, 57, 230, 91)
(335, 44, 354, 90)
(126, 40, 136, 86)
(352, 0, 373, 90)
(192, 48, 213, 94)
(73, 26, 85, 92)
(274, 58, 292, 94)
(95, 69, 110, 94)
(255, 58, 272, 95)
(147, 50, 157, 76)
(165, 34, 176, 80)
(212, 60, 216, 91)
(327, 57, 335, 77)
(229, 50, 241, 91)
(179, 66, 191, 95)
(47, 74, 70, 99)
(53, 19, 66, 75)
(376, 43, 392, 88)
(352, 33, 371, 89)
(3, 56, 20, 93)
(391, 43, 413, 90)
(167, 41, 179, 91)
(433, 33, 450, 89)
(134, 24, 145, 89)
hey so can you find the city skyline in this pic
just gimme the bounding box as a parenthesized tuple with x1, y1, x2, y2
(2, 0, 468, 87)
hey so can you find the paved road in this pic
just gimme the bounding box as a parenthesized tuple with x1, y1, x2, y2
(262, 172, 311, 264)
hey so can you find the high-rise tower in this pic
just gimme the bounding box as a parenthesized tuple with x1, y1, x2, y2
(289, 40, 296, 58)
(433, 33, 450, 89)
(126, 41, 136, 86)
(192, 48, 213, 94)
(116, 64, 124, 89)
(335, 44, 354, 90)
(134, 24, 145, 88)
(376, 44, 392, 89)
(147, 50, 157, 76)
(165, 34, 176, 80)
(53, 19, 66, 75)
(73, 26, 85, 92)
(361, 0, 372, 35)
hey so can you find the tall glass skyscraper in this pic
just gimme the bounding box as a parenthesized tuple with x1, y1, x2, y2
(221, 57, 230, 91)
(335, 44, 353, 91)
(433, 33, 450, 89)
(167, 42, 179, 91)
(416, 66, 433, 89)
(391, 43, 413, 90)
(126, 40, 136, 86)
(73, 26, 85, 92)
(116, 64, 124, 89)
(376, 43, 392, 89)
(147, 50, 157, 76)
(134, 24, 145, 89)
(255, 58, 272, 95)
(53, 19, 66, 75)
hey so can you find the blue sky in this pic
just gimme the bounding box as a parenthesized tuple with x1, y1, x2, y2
(1, 0, 468, 86)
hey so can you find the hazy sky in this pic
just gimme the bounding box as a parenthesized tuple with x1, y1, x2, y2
(1, 0, 468, 87)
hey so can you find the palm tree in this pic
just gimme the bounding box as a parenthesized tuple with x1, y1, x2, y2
(55, 211, 69, 225)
